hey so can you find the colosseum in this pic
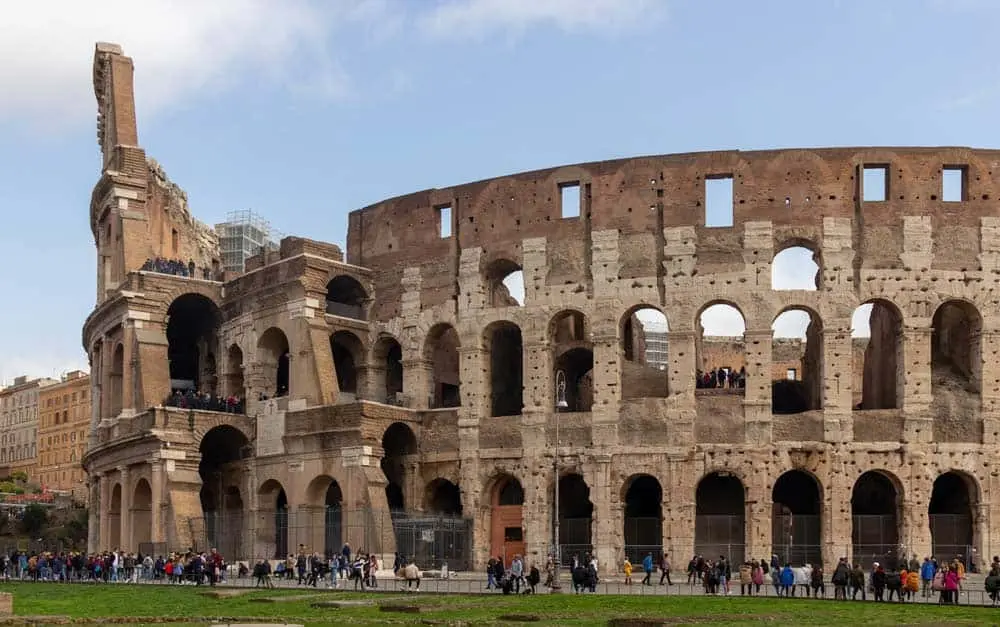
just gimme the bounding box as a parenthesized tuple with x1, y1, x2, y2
(82, 42, 998, 574)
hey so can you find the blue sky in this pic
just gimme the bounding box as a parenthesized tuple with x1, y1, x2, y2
(0, 0, 997, 383)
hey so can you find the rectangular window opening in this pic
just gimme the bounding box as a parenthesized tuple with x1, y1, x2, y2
(943, 166, 966, 202)
(437, 205, 452, 238)
(705, 175, 734, 227)
(504, 527, 523, 542)
(862, 165, 888, 202)
(560, 182, 581, 219)
(171, 228, 179, 254)
(786, 368, 797, 381)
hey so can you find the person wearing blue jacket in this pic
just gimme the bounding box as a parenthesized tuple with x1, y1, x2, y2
(642, 553, 654, 586)
(920, 557, 936, 598)
(779, 563, 795, 597)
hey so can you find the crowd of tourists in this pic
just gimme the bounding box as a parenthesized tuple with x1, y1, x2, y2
(696, 367, 746, 389)
(251, 544, 420, 591)
(0, 549, 227, 585)
(141, 257, 215, 281)
(163, 390, 244, 414)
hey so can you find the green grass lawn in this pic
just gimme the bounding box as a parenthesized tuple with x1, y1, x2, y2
(3, 583, 1000, 626)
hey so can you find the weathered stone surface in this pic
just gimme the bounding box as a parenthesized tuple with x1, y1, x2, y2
(81, 42, 1000, 580)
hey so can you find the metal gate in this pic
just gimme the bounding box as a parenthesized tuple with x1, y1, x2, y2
(694, 514, 745, 565)
(772, 513, 821, 566)
(624, 516, 662, 564)
(930, 514, 973, 563)
(852, 514, 899, 566)
(558, 517, 593, 566)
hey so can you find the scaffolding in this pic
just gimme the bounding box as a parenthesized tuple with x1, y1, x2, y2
(215, 210, 284, 274)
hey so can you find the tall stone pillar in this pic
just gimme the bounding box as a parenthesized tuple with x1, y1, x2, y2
(99, 473, 111, 550)
(979, 330, 1000, 444)
(664, 457, 694, 566)
(401, 358, 431, 409)
(822, 325, 854, 442)
(100, 338, 115, 425)
(121, 320, 136, 415)
(88, 474, 102, 553)
(587, 455, 616, 575)
(743, 328, 772, 445)
(590, 331, 620, 449)
(824, 460, 853, 566)
(119, 465, 131, 550)
(901, 326, 933, 443)
(457, 343, 485, 567)
(150, 460, 165, 545)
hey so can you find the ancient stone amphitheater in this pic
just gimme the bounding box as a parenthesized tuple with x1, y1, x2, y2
(82, 42, 996, 573)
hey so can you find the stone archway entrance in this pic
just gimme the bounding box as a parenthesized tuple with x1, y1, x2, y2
(489, 475, 525, 563)
(772, 470, 823, 566)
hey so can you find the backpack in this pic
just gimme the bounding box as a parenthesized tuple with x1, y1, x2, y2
(932, 570, 945, 591)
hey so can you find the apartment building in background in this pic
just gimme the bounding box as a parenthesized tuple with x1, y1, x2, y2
(0, 375, 58, 479)
(37, 371, 90, 501)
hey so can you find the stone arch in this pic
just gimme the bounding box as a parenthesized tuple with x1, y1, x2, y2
(259, 479, 289, 559)
(110, 343, 124, 417)
(306, 475, 344, 558)
(550, 310, 593, 413)
(372, 335, 403, 404)
(484, 321, 523, 417)
(772, 469, 823, 566)
(166, 293, 222, 394)
(771, 305, 824, 414)
(695, 301, 747, 391)
(226, 344, 245, 400)
(929, 470, 979, 562)
(851, 470, 904, 566)
(381, 422, 418, 511)
(694, 471, 746, 564)
(325, 275, 367, 320)
(425, 478, 463, 516)
(620, 304, 669, 399)
(131, 478, 152, 550)
(484, 258, 525, 307)
(109, 482, 122, 549)
(852, 298, 903, 410)
(931, 299, 982, 397)
(330, 330, 364, 397)
(771, 241, 821, 291)
(622, 474, 663, 563)
(257, 327, 290, 397)
(200, 425, 250, 557)
(488, 473, 525, 561)
(557, 472, 593, 563)
(424, 323, 461, 409)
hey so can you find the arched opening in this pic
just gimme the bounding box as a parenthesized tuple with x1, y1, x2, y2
(330, 330, 363, 397)
(485, 259, 525, 307)
(424, 324, 461, 408)
(851, 300, 902, 410)
(325, 275, 367, 320)
(931, 300, 982, 398)
(373, 336, 403, 404)
(694, 472, 745, 564)
(257, 327, 290, 398)
(381, 422, 417, 512)
(851, 471, 901, 566)
(166, 293, 221, 394)
(772, 470, 822, 566)
(551, 309, 593, 413)
(621, 306, 669, 399)
(490, 475, 525, 562)
(485, 321, 523, 417)
(425, 479, 463, 516)
(696, 303, 746, 391)
(929, 471, 976, 562)
(325, 480, 343, 558)
(557, 473, 593, 564)
(623, 474, 663, 563)
(259, 480, 289, 559)
(131, 478, 152, 550)
(771, 245, 821, 291)
(110, 343, 124, 417)
(109, 483, 122, 549)
(226, 344, 245, 400)
(199, 425, 250, 558)
(771, 308, 823, 414)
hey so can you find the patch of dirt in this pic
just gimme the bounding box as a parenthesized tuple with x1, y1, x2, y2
(497, 615, 540, 622)
(379, 604, 424, 614)
(250, 595, 322, 604)
(200, 590, 251, 599)
(609, 616, 780, 626)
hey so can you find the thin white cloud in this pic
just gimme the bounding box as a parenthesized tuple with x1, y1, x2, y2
(0, 0, 373, 128)
(700, 304, 745, 337)
(418, 0, 667, 38)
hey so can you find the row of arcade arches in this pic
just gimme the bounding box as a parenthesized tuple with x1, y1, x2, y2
(136, 275, 979, 422)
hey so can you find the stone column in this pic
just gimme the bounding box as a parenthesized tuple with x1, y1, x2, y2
(121, 320, 136, 415)
(743, 328, 772, 445)
(979, 330, 1000, 444)
(401, 358, 431, 409)
(664, 458, 694, 566)
(150, 460, 165, 545)
(88, 474, 101, 553)
(822, 325, 854, 442)
(119, 465, 131, 550)
(666, 331, 696, 445)
(100, 338, 115, 425)
(99, 473, 111, 550)
(590, 326, 620, 449)
(824, 459, 853, 566)
(901, 326, 933, 443)
(588, 455, 617, 575)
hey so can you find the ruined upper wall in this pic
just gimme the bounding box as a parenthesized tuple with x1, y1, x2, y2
(348, 147, 1000, 319)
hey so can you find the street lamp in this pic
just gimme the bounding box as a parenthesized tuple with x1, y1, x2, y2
(552, 369, 568, 591)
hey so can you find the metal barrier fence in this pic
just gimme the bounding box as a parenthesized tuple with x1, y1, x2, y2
(852, 514, 899, 566)
(187, 508, 472, 570)
(623, 516, 662, 564)
(930, 514, 973, 562)
(695, 515, 746, 565)
(772, 513, 822, 566)
(558, 517, 593, 566)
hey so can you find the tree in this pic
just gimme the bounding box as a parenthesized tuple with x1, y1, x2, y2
(20, 504, 47, 536)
